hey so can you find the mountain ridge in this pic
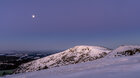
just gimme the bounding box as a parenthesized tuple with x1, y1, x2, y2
(14, 45, 140, 74)
(14, 45, 111, 73)
(107, 45, 140, 58)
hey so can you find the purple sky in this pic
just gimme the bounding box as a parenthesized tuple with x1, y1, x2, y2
(0, 0, 140, 50)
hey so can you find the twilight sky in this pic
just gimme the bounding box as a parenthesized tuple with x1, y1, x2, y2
(0, 0, 140, 50)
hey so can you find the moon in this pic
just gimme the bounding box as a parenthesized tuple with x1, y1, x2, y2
(32, 14, 35, 18)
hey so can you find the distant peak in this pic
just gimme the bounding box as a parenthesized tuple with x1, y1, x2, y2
(107, 45, 140, 58)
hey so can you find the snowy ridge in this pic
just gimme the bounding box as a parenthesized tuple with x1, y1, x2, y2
(14, 45, 111, 73)
(107, 45, 140, 57)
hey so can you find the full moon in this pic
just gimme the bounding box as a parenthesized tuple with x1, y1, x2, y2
(32, 14, 35, 18)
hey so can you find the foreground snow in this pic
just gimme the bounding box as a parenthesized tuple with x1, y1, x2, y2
(2, 54, 140, 78)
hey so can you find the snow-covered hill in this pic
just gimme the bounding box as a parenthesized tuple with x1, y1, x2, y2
(2, 45, 140, 78)
(107, 45, 140, 57)
(14, 45, 111, 73)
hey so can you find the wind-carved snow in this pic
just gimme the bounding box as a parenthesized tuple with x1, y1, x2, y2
(3, 45, 140, 78)
(14, 45, 111, 73)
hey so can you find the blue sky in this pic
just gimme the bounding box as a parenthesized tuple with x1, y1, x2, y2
(0, 0, 140, 50)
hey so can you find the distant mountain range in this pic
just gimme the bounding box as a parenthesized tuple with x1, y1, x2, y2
(0, 50, 61, 70)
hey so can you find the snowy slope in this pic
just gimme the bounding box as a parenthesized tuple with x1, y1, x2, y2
(2, 45, 140, 78)
(14, 45, 111, 73)
(107, 45, 140, 57)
